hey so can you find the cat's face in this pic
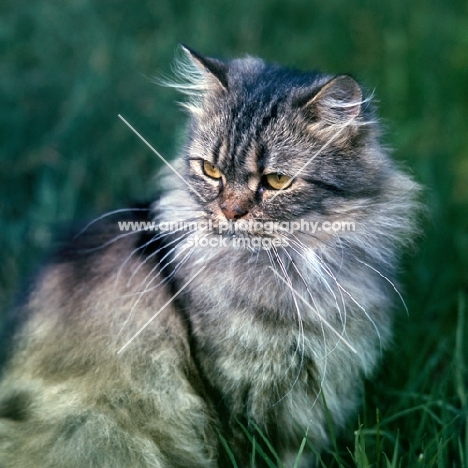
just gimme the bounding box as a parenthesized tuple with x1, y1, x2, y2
(180, 48, 387, 240)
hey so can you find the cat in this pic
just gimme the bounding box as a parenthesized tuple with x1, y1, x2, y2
(0, 46, 420, 467)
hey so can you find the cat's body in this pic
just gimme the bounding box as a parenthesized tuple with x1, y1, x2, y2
(0, 48, 419, 467)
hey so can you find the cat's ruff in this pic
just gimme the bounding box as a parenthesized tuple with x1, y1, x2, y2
(0, 47, 420, 467)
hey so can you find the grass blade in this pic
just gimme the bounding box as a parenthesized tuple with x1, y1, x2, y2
(236, 419, 277, 468)
(216, 429, 239, 468)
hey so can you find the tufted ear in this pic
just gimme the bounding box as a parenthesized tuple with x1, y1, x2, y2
(299, 75, 363, 125)
(180, 45, 228, 91)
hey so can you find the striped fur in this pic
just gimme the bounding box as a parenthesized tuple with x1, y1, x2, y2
(0, 48, 420, 467)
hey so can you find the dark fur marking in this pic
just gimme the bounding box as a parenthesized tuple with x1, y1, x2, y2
(256, 143, 268, 174)
(0, 391, 31, 421)
(260, 102, 278, 130)
(211, 137, 223, 166)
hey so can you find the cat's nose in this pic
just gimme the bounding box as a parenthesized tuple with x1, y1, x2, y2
(220, 203, 248, 220)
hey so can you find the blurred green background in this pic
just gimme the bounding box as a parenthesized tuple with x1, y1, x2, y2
(1, 0, 468, 465)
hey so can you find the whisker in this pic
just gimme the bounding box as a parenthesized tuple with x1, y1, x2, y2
(269, 115, 359, 202)
(357, 259, 409, 316)
(126, 218, 202, 287)
(282, 247, 343, 342)
(115, 230, 175, 284)
(72, 207, 151, 240)
(120, 242, 196, 298)
(269, 246, 305, 406)
(268, 267, 357, 354)
(112, 215, 204, 292)
(285, 235, 342, 313)
(119, 114, 207, 202)
(77, 228, 151, 254)
(129, 230, 195, 292)
(314, 250, 382, 343)
(116, 232, 196, 335)
(288, 233, 348, 320)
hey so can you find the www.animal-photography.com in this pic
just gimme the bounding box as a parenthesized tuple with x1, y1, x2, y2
(1, 1, 467, 467)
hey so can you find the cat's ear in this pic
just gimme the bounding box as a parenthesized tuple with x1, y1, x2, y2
(298, 75, 363, 125)
(180, 45, 228, 91)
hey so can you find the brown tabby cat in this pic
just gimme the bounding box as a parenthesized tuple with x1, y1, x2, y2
(0, 46, 419, 467)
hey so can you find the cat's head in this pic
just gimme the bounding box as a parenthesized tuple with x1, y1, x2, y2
(167, 46, 406, 246)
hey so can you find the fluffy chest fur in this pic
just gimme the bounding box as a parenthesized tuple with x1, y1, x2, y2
(155, 194, 396, 460)
(0, 47, 420, 468)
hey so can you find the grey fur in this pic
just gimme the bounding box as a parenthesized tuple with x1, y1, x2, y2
(0, 48, 420, 467)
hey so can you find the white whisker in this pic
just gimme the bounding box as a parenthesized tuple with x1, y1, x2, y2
(269, 115, 358, 202)
(116, 265, 207, 354)
(72, 207, 151, 240)
(268, 267, 357, 354)
(357, 259, 409, 316)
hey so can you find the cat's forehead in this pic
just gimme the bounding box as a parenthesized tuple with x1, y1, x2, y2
(212, 61, 330, 142)
(227, 58, 324, 93)
(226, 65, 322, 111)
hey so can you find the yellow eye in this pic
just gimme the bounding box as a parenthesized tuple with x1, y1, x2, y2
(265, 173, 293, 190)
(203, 161, 222, 179)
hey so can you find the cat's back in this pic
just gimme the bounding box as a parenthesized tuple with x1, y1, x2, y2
(0, 204, 218, 468)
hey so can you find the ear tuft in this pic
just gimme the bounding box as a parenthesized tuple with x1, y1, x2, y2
(301, 75, 363, 125)
(158, 46, 228, 115)
(180, 45, 229, 90)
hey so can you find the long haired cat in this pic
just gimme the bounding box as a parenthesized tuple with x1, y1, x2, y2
(0, 46, 419, 467)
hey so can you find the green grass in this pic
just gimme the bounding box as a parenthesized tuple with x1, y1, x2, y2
(1, 0, 467, 466)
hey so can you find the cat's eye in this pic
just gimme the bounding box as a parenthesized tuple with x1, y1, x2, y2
(264, 173, 293, 190)
(203, 161, 222, 179)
